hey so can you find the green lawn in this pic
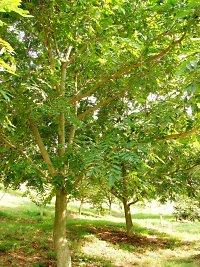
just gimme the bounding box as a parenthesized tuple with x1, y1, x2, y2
(0, 191, 199, 267)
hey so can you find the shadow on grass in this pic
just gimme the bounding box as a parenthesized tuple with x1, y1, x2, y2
(164, 253, 200, 267)
(0, 207, 198, 267)
(72, 253, 115, 267)
(66, 218, 187, 253)
(0, 210, 15, 220)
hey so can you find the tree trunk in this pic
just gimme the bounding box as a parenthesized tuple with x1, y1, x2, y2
(79, 198, 84, 215)
(108, 198, 112, 215)
(108, 203, 112, 216)
(121, 163, 133, 236)
(40, 206, 44, 217)
(123, 198, 133, 236)
(53, 188, 71, 267)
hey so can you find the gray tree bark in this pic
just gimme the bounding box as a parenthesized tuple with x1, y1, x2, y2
(53, 188, 71, 267)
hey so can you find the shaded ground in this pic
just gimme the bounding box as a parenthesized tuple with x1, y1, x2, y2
(0, 251, 55, 267)
(0, 194, 200, 267)
(93, 228, 175, 250)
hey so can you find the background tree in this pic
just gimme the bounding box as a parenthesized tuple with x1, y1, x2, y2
(24, 184, 53, 216)
(74, 177, 96, 215)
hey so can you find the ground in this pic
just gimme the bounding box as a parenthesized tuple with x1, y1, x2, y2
(0, 191, 200, 267)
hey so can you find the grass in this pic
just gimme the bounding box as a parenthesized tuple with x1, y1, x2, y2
(0, 190, 200, 266)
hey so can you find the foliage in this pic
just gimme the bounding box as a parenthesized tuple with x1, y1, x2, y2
(24, 185, 53, 209)
(173, 197, 200, 222)
(151, 140, 200, 202)
(0, 0, 30, 73)
(0, 0, 199, 191)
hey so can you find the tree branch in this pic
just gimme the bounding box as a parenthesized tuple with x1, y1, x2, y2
(78, 89, 127, 120)
(69, 33, 186, 104)
(68, 73, 78, 144)
(57, 46, 72, 155)
(157, 126, 199, 141)
(77, 65, 157, 120)
(73, 171, 86, 187)
(170, 163, 200, 174)
(0, 131, 15, 149)
(62, 46, 73, 63)
(39, 0, 55, 70)
(128, 198, 139, 207)
(110, 187, 123, 201)
(29, 120, 56, 177)
(0, 129, 49, 181)
(52, 30, 60, 58)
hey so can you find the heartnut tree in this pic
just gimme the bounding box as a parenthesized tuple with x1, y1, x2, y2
(0, 1, 199, 266)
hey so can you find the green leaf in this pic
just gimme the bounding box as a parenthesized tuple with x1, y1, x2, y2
(0, 59, 16, 73)
(0, 0, 32, 17)
(0, 38, 14, 52)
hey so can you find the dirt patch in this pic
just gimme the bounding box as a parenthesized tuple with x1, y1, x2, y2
(192, 253, 200, 265)
(0, 216, 37, 224)
(0, 251, 56, 267)
(89, 226, 175, 250)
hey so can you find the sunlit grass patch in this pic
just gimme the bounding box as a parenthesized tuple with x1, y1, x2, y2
(164, 253, 200, 267)
(141, 220, 200, 242)
(66, 219, 193, 266)
(0, 191, 200, 266)
(81, 234, 138, 267)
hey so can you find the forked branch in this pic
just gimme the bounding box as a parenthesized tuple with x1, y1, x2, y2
(69, 33, 186, 104)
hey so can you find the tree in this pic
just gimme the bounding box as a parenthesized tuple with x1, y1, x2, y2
(74, 177, 95, 215)
(25, 185, 53, 216)
(0, 1, 199, 266)
(74, 169, 118, 216)
(153, 139, 200, 202)
(86, 122, 155, 235)
(85, 83, 199, 234)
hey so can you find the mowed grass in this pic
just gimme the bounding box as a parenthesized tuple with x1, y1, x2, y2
(0, 191, 200, 267)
